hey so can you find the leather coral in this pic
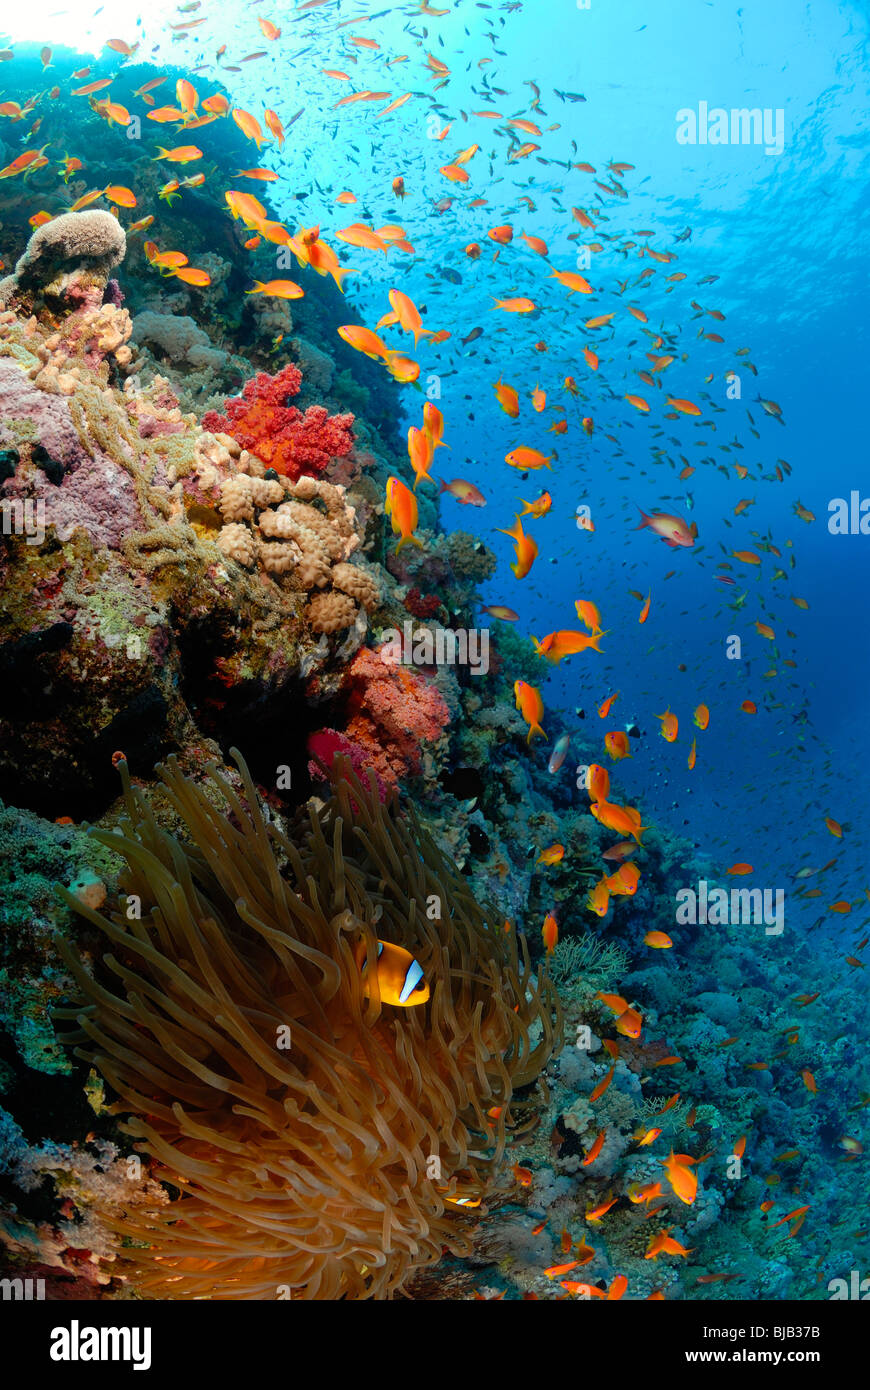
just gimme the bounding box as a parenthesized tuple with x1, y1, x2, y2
(55, 752, 562, 1299)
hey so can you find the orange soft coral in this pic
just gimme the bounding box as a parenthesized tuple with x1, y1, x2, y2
(202, 363, 355, 481)
(335, 645, 450, 790)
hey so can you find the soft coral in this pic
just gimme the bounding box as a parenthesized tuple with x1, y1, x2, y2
(202, 362, 355, 481)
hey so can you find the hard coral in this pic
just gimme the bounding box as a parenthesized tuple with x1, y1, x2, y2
(55, 751, 562, 1299)
(0, 211, 126, 308)
(214, 470, 377, 635)
(202, 363, 355, 482)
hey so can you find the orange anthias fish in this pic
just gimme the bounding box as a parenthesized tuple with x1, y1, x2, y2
(636, 508, 696, 548)
(514, 680, 546, 743)
(153, 144, 202, 164)
(587, 764, 610, 801)
(533, 629, 603, 662)
(246, 279, 304, 300)
(575, 600, 603, 634)
(264, 109, 285, 147)
(662, 1151, 698, 1205)
(586, 1193, 618, 1222)
(519, 492, 552, 518)
(232, 108, 270, 148)
(493, 377, 520, 417)
(542, 912, 558, 955)
(103, 184, 137, 208)
(492, 296, 536, 313)
(389, 288, 430, 348)
(385, 476, 422, 553)
(694, 704, 710, 730)
(337, 325, 388, 360)
(646, 1228, 693, 1259)
(590, 801, 647, 844)
(497, 515, 538, 579)
(606, 863, 640, 898)
(422, 402, 448, 451)
(174, 267, 211, 286)
(538, 844, 565, 866)
(582, 1129, 607, 1167)
(605, 731, 631, 760)
(598, 689, 619, 718)
(587, 878, 610, 918)
(407, 424, 435, 492)
(657, 709, 678, 743)
(505, 446, 552, 471)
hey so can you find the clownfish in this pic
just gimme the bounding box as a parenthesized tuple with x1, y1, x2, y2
(438, 1188, 482, 1208)
(355, 938, 430, 1006)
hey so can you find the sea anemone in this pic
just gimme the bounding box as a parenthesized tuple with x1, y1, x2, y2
(55, 751, 561, 1299)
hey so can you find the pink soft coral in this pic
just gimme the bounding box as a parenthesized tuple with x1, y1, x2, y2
(202, 362, 355, 481)
(310, 646, 450, 792)
(307, 727, 388, 802)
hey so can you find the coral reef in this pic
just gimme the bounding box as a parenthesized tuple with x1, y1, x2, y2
(52, 751, 562, 1299)
(0, 219, 379, 817)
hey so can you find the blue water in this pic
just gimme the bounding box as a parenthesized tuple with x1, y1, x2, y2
(104, 0, 870, 915)
(1, 0, 867, 1302)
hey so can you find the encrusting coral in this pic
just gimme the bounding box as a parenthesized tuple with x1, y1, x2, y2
(54, 751, 562, 1299)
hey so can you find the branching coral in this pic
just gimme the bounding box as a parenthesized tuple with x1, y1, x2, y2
(202, 363, 355, 482)
(54, 752, 562, 1299)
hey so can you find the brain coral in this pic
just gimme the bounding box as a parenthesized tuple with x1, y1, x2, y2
(202, 363, 355, 481)
(55, 752, 562, 1299)
(0, 211, 126, 306)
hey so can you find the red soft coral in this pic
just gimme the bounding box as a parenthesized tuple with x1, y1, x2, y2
(403, 587, 442, 620)
(307, 727, 389, 803)
(202, 362, 355, 481)
(321, 645, 449, 791)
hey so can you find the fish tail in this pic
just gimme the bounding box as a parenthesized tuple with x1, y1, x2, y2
(152, 147, 168, 161)
(527, 721, 547, 744)
(395, 534, 423, 554)
(634, 507, 651, 529)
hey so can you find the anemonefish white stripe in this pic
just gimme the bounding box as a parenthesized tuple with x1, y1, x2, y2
(399, 956, 425, 1003)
